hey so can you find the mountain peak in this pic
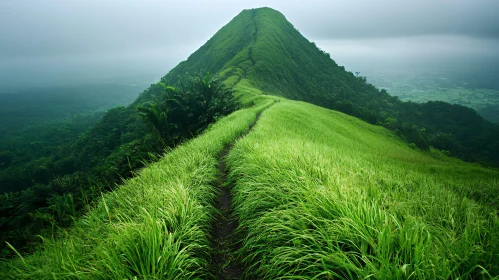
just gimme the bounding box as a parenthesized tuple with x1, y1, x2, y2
(160, 7, 375, 112)
(160, 8, 499, 166)
(243, 7, 284, 14)
(161, 7, 336, 97)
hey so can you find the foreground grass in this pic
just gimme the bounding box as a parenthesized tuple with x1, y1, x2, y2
(2, 79, 497, 279)
(228, 100, 499, 279)
(0, 93, 275, 279)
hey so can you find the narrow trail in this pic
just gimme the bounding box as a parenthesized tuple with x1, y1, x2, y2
(243, 9, 258, 78)
(248, 10, 258, 67)
(210, 107, 269, 280)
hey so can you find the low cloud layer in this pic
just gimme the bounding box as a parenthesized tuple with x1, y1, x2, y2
(1, 0, 498, 89)
(289, 0, 499, 40)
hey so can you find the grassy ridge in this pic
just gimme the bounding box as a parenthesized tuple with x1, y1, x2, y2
(2, 83, 498, 279)
(228, 100, 499, 279)
(2, 6, 498, 277)
(0, 93, 275, 278)
(159, 7, 499, 165)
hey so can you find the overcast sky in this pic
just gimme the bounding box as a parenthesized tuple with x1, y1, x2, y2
(1, 0, 498, 89)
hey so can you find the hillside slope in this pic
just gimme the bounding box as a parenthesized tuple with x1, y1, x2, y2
(3, 85, 498, 278)
(161, 8, 382, 105)
(158, 7, 499, 165)
(229, 96, 499, 278)
(0, 91, 277, 278)
(2, 7, 499, 279)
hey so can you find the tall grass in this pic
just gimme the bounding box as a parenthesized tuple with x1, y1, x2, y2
(2, 84, 497, 279)
(228, 100, 499, 279)
(0, 94, 275, 279)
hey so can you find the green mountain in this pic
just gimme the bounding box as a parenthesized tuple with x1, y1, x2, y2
(161, 7, 499, 165)
(2, 7, 499, 279)
(163, 8, 381, 104)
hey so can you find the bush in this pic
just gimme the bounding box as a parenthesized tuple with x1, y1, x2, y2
(137, 73, 239, 145)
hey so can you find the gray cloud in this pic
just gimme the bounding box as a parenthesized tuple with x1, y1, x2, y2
(2, 0, 497, 57)
(0, 0, 498, 89)
(287, 0, 499, 40)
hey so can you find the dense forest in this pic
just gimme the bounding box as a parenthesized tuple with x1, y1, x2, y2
(0, 84, 148, 195)
(0, 84, 142, 134)
(0, 75, 238, 256)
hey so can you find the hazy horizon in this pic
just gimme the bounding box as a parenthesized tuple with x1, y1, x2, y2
(1, 0, 498, 92)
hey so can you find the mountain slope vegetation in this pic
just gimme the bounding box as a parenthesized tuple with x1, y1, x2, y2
(229, 98, 499, 278)
(0, 90, 276, 279)
(2, 82, 498, 279)
(2, 7, 498, 279)
(0, 76, 238, 256)
(163, 7, 499, 165)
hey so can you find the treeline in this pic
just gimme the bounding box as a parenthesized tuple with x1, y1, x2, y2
(0, 84, 142, 136)
(305, 72, 499, 165)
(0, 113, 104, 193)
(0, 74, 238, 257)
(251, 33, 499, 165)
(253, 32, 499, 164)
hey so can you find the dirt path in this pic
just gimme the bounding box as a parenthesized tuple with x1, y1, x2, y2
(210, 109, 266, 279)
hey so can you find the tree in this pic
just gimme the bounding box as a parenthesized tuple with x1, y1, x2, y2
(0, 151, 15, 168)
(137, 73, 239, 146)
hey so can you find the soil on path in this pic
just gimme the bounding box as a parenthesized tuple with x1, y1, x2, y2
(210, 110, 265, 279)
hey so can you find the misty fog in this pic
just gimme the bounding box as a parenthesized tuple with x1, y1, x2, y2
(1, 0, 498, 92)
(2, 36, 497, 92)
(0, 44, 204, 92)
(316, 35, 499, 80)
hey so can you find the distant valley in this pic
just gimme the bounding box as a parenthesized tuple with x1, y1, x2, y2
(366, 70, 499, 123)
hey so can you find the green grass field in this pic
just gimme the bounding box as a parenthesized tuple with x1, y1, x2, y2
(228, 97, 499, 279)
(2, 80, 498, 279)
(0, 88, 275, 279)
(2, 6, 498, 278)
